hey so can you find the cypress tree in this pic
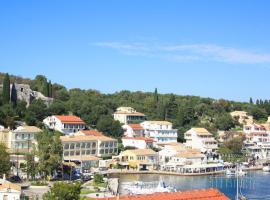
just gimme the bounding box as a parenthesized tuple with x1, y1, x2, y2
(10, 83, 17, 106)
(48, 81, 52, 97)
(2, 73, 10, 104)
(249, 97, 253, 104)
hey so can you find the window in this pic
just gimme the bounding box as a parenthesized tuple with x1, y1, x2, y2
(91, 150, 96, 155)
(76, 143, 80, 148)
(70, 151, 74, 156)
(86, 143, 91, 148)
(92, 142, 96, 148)
(64, 144, 69, 149)
(86, 150, 91, 155)
(76, 151, 80, 155)
(64, 151, 69, 156)
(81, 150, 86, 155)
(99, 149, 104, 154)
(105, 149, 109, 154)
(70, 143, 75, 149)
(81, 143, 85, 148)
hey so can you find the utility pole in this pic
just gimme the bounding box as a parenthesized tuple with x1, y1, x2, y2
(236, 163, 239, 200)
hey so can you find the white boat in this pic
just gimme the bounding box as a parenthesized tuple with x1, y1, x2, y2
(121, 180, 174, 195)
(263, 166, 270, 172)
(225, 168, 246, 177)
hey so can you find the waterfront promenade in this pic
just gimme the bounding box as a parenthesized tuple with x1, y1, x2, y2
(108, 165, 263, 176)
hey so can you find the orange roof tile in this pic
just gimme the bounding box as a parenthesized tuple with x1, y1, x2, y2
(96, 188, 229, 200)
(81, 130, 104, 136)
(55, 115, 85, 124)
(128, 124, 144, 130)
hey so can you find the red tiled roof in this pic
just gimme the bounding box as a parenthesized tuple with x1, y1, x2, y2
(122, 136, 154, 142)
(128, 124, 144, 130)
(97, 188, 229, 200)
(55, 115, 85, 124)
(81, 130, 104, 136)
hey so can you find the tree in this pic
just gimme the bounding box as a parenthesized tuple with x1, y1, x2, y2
(0, 143, 11, 176)
(10, 83, 17, 106)
(43, 182, 81, 200)
(2, 73, 10, 104)
(48, 100, 67, 115)
(165, 94, 178, 120)
(215, 113, 235, 131)
(36, 130, 63, 179)
(93, 174, 104, 184)
(26, 153, 37, 180)
(96, 115, 123, 138)
(249, 107, 267, 121)
(25, 99, 48, 126)
(249, 97, 253, 104)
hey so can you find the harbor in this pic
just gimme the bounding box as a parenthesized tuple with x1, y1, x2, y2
(111, 170, 270, 199)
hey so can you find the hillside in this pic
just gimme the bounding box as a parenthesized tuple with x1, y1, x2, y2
(0, 72, 269, 140)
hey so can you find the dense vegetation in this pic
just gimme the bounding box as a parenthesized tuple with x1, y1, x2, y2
(1, 73, 270, 141)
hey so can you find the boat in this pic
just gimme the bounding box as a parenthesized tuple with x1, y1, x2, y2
(121, 180, 174, 195)
(225, 168, 247, 177)
(263, 166, 270, 172)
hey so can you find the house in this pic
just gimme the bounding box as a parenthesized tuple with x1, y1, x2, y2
(158, 142, 187, 164)
(184, 128, 218, 153)
(0, 126, 42, 154)
(243, 123, 269, 143)
(113, 107, 146, 125)
(0, 179, 21, 200)
(96, 188, 229, 200)
(163, 151, 205, 171)
(43, 115, 86, 135)
(60, 133, 118, 172)
(116, 149, 157, 171)
(230, 110, 253, 124)
(141, 121, 178, 144)
(122, 124, 144, 137)
(10, 126, 41, 154)
(122, 137, 154, 149)
(158, 143, 206, 171)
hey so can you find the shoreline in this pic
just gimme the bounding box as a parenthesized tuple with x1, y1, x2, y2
(108, 166, 263, 176)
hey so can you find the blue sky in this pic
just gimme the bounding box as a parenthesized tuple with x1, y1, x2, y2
(0, 0, 270, 102)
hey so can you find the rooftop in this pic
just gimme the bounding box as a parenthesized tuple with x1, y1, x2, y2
(143, 121, 172, 125)
(55, 115, 86, 124)
(0, 181, 21, 192)
(60, 135, 116, 142)
(123, 149, 156, 156)
(122, 136, 154, 142)
(191, 128, 213, 136)
(80, 130, 104, 136)
(97, 188, 229, 200)
(13, 126, 42, 133)
(128, 124, 144, 130)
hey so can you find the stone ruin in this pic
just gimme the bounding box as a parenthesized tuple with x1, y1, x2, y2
(8, 83, 53, 106)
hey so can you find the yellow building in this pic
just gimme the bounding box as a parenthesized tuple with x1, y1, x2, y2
(117, 149, 157, 171)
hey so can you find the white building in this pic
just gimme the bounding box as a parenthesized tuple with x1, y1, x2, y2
(243, 123, 269, 143)
(184, 128, 218, 153)
(0, 179, 21, 200)
(140, 121, 178, 144)
(122, 137, 154, 149)
(43, 115, 86, 135)
(122, 124, 144, 137)
(158, 142, 187, 164)
(113, 107, 146, 125)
